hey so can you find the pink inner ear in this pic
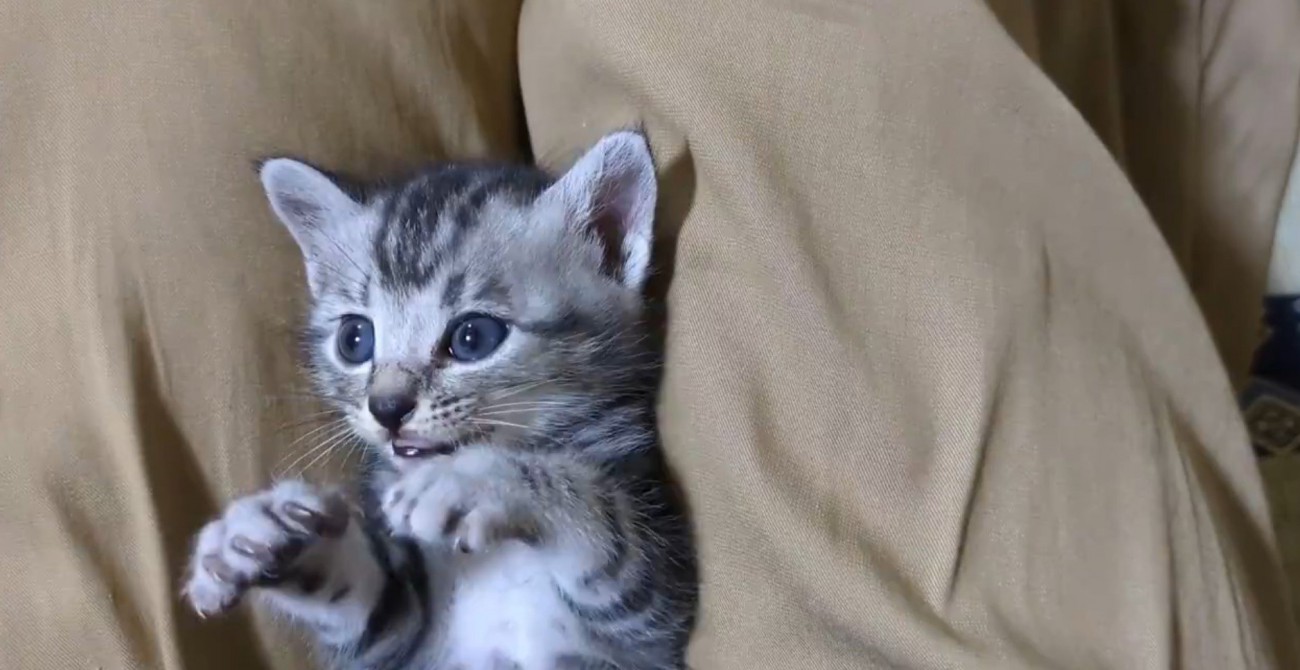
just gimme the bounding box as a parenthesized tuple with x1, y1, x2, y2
(548, 131, 655, 288)
(587, 182, 630, 282)
(592, 202, 626, 282)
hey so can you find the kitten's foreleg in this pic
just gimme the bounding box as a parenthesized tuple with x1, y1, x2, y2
(184, 481, 429, 666)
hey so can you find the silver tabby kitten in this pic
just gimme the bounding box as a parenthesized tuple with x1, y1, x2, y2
(182, 132, 697, 669)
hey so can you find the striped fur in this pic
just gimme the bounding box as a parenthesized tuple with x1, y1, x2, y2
(183, 132, 697, 669)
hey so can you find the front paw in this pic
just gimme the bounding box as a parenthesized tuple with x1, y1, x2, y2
(182, 480, 351, 617)
(382, 459, 536, 554)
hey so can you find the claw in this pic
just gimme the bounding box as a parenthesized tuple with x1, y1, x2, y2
(282, 498, 349, 537)
(230, 536, 275, 563)
(282, 501, 322, 529)
(201, 555, 242, 586)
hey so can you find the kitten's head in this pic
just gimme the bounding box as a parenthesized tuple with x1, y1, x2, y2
(259, 132, 658, 469)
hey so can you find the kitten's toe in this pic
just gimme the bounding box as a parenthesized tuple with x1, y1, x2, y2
(382, 466, 462, 543)
(401, 476, 465, 543)
(183, 520, 243, 616)
(455, 504, 511, 554)
(268, 480, 350, 538)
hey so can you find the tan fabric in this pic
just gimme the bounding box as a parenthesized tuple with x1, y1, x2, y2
(518, 0, 1297, 667)
(0, 1, 525, 667)
(1, 0, 1297, 669)
(987, 1, 1300, 386)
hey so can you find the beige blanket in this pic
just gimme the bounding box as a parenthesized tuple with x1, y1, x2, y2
(1, 0, 1297, 667)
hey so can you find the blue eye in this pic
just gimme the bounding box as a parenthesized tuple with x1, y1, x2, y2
(446, 314, 509, 362)
(336, 315, 374, 364)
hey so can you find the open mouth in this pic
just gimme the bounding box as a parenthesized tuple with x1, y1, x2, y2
(391, 437, 457, 459)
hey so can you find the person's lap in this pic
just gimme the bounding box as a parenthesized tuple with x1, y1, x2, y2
(1, 0, 1295, 668)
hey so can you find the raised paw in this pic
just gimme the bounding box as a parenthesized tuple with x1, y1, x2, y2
(182, 480, 351, 617)
(382, 458, 536, 554)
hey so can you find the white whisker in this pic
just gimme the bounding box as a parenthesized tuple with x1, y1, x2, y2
(299, 430, 355, 474)
(467, 418, 567, 451)
(294, 428, 360, 476)
(474, 402, 571, 415)
(474, 407, 571, 420)
(478, 400, 571, 409)
(468, 418, 532, 431)
(276, 424, 353, 476)
(273, 410, 346, 432)
(282, 418, 350, 452)
(488, 379, 555, 401)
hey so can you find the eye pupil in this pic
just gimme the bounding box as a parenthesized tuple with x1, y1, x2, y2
(446, 315, 508, 362)
(336, 315, 374, 365)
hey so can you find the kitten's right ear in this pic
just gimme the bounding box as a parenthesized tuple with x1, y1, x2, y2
(258, 158, 369, 295)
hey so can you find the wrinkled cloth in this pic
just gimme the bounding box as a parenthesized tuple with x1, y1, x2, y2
(1, 0, 1297, 668)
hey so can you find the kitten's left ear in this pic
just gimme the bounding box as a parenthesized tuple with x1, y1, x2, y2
(258, 158, 369, 296)
(542, 131, 657, 291)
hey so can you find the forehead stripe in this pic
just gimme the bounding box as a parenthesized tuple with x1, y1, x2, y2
(440, 271, 466, 309)
(373, 167, 471, 290)
(373, 165, 556, 293)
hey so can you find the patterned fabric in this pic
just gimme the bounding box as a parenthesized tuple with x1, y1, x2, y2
(1247, 294, 1300, 627)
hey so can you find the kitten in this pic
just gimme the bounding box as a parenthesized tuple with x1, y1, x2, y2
(182, 132, 697, 670)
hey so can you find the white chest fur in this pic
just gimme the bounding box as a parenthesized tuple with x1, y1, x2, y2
(434, 541, 591, 668)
